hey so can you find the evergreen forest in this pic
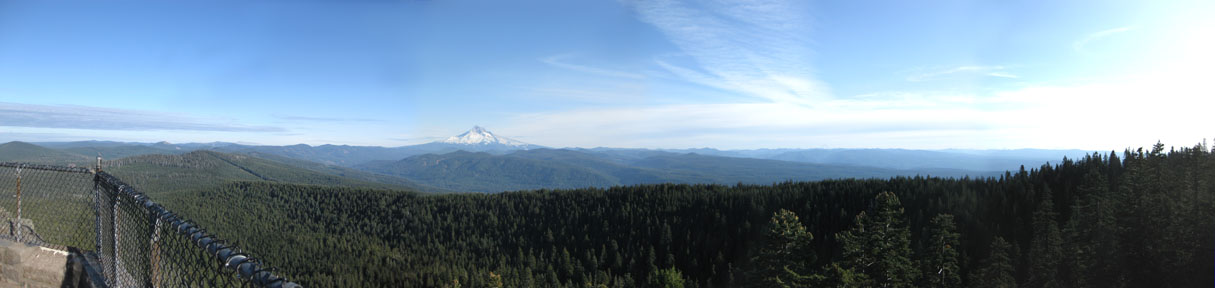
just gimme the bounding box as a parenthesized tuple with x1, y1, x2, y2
(148, 142, 1215, 287)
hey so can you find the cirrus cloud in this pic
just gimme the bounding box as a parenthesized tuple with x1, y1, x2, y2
(1073, 26, 1134, 52)
(0, 102, 283, 132)
(627, 0, 830, 105)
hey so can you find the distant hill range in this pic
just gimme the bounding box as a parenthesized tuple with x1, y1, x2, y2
(2, 141, 442, 193)
(0, 141, 92, 166)
(356, 149, 989, 192)
(99, 150, 442, 194)
(8, 126, 1096, 193)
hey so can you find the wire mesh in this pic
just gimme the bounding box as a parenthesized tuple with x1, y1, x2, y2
(0, 162, 298, 288)
(0, 162, 94, 249)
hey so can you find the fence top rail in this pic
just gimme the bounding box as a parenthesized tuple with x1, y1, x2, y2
(0, 162, 298, 287)
(0, 162, 94, 174)
(94, 171, 299, 287)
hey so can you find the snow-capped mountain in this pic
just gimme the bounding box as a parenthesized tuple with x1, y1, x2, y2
(437, 126, 539, 149)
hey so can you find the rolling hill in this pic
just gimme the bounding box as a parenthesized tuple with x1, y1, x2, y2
(233, 151, 448, 193)
(358, 151, 619, 192)
(0, 141, 92, 166)
(357, 148, 997, 193)
(103, 150, 434, 195)
(25, 127, 1090, 176)
(61, 144, 183, 159)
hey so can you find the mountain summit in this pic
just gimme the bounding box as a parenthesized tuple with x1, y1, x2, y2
(439, 126, 537, 149)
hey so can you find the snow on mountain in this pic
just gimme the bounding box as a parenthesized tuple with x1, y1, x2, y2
(439, 126, 535, 148)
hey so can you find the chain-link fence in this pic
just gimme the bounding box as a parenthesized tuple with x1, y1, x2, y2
(0, 162, 299, 288)
(0, 162, 94, 248)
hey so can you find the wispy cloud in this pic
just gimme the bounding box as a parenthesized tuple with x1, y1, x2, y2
(628, 0, 829, 105)
(0, 102, 283, 132)
(506, 18, 1214, 150)
(1074, 26, 1133, 52)
(505, 96, 993, 149)
(987, 72, 1019, 79)
(540, 54, 645, 79)
(906, 65, 1018, 82)
(273, 114, 381, 123)
(503, 71, 1213, 149)
(525, 87, 645, 103)
(386, 136, 445, 143)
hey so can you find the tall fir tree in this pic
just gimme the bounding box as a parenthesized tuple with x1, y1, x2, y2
(1067, 167, 1123, 287)
(1028, 186, 1061, 288)
(922, 214, 961, 288)
(968, 237, 1015, 288)
(646, 267, 686, 288)
(837, 192, 918, 288)
(749, 209, 818, 288)
(821, 263, 865, 288)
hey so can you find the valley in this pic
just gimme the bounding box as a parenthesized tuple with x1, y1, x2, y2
(3, 132, 1211, 287)
(8, 127, 1087, 194)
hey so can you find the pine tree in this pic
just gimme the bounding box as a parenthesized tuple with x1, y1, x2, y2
(485, 272, 504, 288)
(1059, 211, 1085, 288)
(821, 263, 865, 288)
(1028, 186, 1061, 288)
(750, 209, 817, 288)
(1066, 168, 1123, 287)
(646, 267, 685, 288)
(969, 237, 1015, 288)
(923, 214, 961, 288)
(837, 192, 918, 288)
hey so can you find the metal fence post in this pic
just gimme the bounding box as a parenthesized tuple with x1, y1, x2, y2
(150, 214, 161, 287)
(111, 185, 120, 287)
(95, 158, 103, 256)
(14, 165, 21, 240)
(0, 162, 298, 287)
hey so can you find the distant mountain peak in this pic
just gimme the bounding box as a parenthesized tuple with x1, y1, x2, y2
(440, 126, 533, 148)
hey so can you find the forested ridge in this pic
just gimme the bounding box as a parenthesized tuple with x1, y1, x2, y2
(354, 149, 993, 193)
(154, 142, 1213, 287)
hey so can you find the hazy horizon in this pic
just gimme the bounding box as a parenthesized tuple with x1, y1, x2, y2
(0, 128, 1149, 153)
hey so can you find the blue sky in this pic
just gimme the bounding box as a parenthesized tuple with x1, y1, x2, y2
(1, 0, 1212, 150)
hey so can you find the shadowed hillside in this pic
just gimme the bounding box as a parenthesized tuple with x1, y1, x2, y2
(104, 150, 433, 195)
(162, 142, 1215, 287)
(0, 141, 91, 166)
(358, 149, 998, 193)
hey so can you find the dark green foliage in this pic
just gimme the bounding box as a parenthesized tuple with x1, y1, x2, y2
(647, 267, 686, 288)
(1028, 186, 1062, 288)
(45, 142, 1209, 287)
(749, 209, 817, 287)
(836, 192, 918, 288)
(1061, 168, 1118, 288)
(922, 214, 961, 288)
(969, 237, 1015, 288)
(820, 263, 864, 288)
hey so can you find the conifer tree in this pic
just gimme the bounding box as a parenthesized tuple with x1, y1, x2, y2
(646, 267, 685, 288)
(923, 214, 961, 288)
(821, 263, 865, 288)
(838, 192, 918, 288)
(1028, 186, 1061, 288)
(1066, 168, 1122, 287)
(750, 209, 817, 288)
(969, 237, 1015, 288)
